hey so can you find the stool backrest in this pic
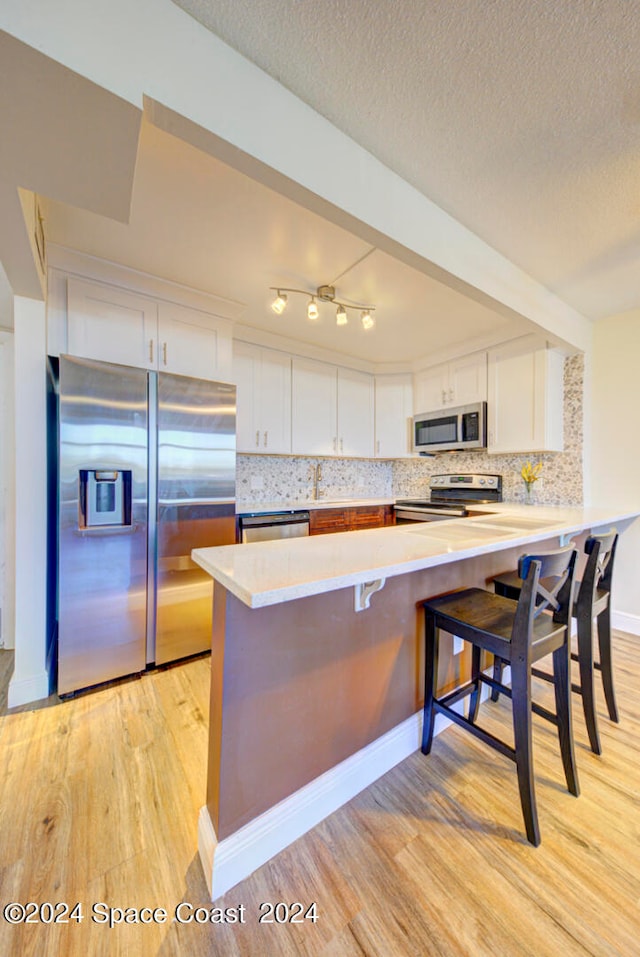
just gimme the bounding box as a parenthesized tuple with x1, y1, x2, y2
(577, 529, 618, 610)
(512, 545, 578, 651)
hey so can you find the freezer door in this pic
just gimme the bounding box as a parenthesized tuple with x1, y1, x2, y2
(155, 372, 236, 665)
(57, 355, 148, 695)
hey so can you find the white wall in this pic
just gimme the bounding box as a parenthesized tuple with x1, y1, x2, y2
(0, 331, 16, 649)
(8, 297, 49, 705)
(591, 310, 640, 631)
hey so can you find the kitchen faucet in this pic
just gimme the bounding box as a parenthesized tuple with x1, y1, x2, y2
(309, 462, 324, 499)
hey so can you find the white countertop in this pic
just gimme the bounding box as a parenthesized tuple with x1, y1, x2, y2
(236, 497, 395, 513)
(192, 503, 639, 609)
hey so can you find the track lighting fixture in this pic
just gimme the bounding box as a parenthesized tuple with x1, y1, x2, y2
(269, 284, 376, 330)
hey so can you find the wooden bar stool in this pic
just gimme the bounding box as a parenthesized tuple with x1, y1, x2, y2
(421, 544, 578, 847)
(492, 530, 618, 755)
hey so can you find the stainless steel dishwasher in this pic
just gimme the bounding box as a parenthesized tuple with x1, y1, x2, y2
(238, 510, 310, 543)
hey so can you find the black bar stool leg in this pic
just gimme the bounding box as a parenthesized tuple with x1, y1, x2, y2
(552, 643, 580, 796)
(510, 655, 540, 846)
(421, 612, 438, 755)
(491, 656, 505, 702)
(575, 605, 601, 754)
(597, 605, 619, 723)
(469, 644, 481, 723)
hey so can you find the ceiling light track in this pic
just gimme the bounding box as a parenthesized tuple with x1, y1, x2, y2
(269, 285, 376, 330)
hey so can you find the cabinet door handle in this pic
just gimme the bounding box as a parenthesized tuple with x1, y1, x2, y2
(333, 437, 337, 452)
(256, 430, 260, 448)
(376, 440, 380, 454)
(263, 430, 268, 447)
(449, 388, 454, 401)
(162, 342, 167, 366)
(149, 339, 154, 364)
(340, 438, 344, 453)
(442, 389, 447, 404)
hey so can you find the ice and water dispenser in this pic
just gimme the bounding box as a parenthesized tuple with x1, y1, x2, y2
(79, 469, 132, 528)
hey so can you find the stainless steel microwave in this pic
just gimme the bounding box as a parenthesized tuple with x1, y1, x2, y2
(413, 402, 487, 454)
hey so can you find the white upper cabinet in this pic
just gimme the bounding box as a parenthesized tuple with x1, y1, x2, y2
(374, 373, 414, 458)
(414, 352, 487, 412)
(66, 277, 233, 381)
(67, 278, 158, 370)
(292, 357, 338, 456)
(233, 341, 291, 454)
(291, 358, 374, 457)
(487, 336, 564, 454)
(157, 301, 232, 380)
(337, 367, 374, 458)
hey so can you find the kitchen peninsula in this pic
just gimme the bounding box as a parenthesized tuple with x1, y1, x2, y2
(192, 503, 638, 899)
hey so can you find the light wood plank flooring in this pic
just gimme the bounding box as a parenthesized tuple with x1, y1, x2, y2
(0, 631, 638, 956)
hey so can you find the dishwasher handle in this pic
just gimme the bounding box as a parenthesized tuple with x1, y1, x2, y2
(239, 511, 310, 528)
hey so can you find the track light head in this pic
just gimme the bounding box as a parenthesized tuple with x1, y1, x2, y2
(271, 291, 288, 315)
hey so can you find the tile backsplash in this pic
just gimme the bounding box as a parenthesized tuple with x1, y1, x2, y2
(236, 353, 583, 508)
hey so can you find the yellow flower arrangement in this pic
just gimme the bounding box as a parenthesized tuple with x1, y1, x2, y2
(521, 461, 543, 484)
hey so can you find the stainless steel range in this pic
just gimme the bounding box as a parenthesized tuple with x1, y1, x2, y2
(394, 473, 502, 523)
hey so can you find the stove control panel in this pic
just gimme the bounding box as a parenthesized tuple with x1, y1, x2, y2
(429, 473, 501, 491)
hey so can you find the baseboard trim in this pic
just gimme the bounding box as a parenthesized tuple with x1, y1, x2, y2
(612, 610, 640, 636)
(197, 696, 478, 901)
(7, 669, 50, 708)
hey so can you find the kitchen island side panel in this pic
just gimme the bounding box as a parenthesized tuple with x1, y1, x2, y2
(206, 533, 581, 840)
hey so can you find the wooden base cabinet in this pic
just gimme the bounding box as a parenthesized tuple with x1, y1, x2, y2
(309, 505, 394, 535)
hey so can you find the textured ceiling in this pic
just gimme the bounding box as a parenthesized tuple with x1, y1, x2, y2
(172, 0, 640, 321)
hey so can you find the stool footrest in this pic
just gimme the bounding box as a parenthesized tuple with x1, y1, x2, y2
(433, 699, 516, 762)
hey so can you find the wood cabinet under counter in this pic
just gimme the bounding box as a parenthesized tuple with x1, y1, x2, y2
(309, 504, 394, 534)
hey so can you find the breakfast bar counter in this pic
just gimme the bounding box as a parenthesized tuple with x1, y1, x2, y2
(192, 503, 638, 900)
(193, 503, 637, 609)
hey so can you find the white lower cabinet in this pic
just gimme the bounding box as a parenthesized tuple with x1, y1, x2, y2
(66, 276, 233, 381)
(291, 358, 374, 457)
(374, 373, 414, 457)
(487, 337, 564, 453)
(233, 342, 292, 453)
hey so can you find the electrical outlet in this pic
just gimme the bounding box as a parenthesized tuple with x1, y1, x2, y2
(452, 635, 464, 655)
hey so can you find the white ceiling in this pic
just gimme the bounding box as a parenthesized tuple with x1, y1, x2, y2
(12, 1, 640, 364)
(43, 120, 527, 365)
(171, 0, 640, 322)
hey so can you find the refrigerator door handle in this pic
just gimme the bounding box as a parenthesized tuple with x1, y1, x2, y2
(73, 524, 139, 537)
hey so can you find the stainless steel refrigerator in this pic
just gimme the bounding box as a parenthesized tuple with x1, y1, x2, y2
(51, 354, 236, 695)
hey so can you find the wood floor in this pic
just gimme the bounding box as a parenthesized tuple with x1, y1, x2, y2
(0, 631, 638, 956)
